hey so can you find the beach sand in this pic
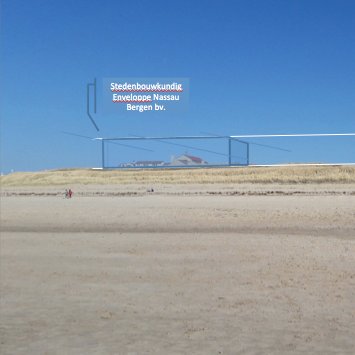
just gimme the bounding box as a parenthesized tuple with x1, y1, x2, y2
(1, 184, 355, 354)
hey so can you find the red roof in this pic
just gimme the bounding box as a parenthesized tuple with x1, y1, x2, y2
(184, 155, 203, 163)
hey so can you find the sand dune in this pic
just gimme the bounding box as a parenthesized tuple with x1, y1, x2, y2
(1, 165, 355, 186)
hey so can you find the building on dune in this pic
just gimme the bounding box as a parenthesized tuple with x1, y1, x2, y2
(170, 154, 208, 166)
(119, 160, 166, 168)
(119, 154, 208, 168)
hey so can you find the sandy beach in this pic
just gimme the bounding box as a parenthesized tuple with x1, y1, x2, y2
(1, 182, 355, 354)
(3, 0, 355, 351)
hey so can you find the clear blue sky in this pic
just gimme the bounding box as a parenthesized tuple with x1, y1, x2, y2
(1, 0, 355, 171)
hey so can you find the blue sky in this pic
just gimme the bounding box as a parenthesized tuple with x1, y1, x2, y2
(1, 0, 355, 171)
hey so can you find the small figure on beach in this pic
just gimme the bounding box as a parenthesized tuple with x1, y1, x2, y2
(64, 189, 73, 198)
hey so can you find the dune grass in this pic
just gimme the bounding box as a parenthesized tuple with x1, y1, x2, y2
(1, 166, 355, 186)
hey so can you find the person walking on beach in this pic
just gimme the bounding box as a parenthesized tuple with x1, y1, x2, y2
(68, 189, 73, 198)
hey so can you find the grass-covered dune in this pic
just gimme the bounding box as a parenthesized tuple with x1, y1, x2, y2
(1, 165, 355, 186)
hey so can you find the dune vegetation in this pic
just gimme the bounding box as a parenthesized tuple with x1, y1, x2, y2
(1, 165, 355, 186)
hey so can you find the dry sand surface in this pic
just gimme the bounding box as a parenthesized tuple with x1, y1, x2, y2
(1, 182, 355, 354)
